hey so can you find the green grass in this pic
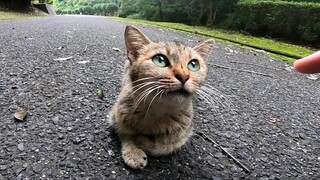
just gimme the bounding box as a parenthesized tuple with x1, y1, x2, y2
(111, 17, 315, 63)
(0, 11, 42, 21)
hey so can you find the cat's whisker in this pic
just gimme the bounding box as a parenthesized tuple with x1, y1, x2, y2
(130, 82, 158, 96)
(202, 84, 232, 106)
(196, 91, 219, 114)
(133, 85, 159, 103)
(132, 85, 162, 114)
(145, 89, 165, 117)
(121, 77, 155, 93)
(200, 85, 231, 109)
(198, 89, 226, 110)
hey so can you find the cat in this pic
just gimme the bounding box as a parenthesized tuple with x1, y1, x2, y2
(109, 25, 214, 169)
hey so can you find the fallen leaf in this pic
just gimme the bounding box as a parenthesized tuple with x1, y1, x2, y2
(225, 47, 234, 53)
(112, 47, 121, 52)
(284, 64, 294, 72)
(53, 56, 73, 61)
(307, 74, 318, 80)
(97, 88, 104, 99)
(269, 117, 280, 124)
(77, 60, 89, 64)
(14, 108, 28, 121)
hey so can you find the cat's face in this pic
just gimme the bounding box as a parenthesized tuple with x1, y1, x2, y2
(124, 26, 213, 101)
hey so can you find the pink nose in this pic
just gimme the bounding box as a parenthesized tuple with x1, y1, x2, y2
(175, 74, 189, 84)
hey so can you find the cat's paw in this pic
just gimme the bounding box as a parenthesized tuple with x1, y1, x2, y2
(122, 146, 147, 169)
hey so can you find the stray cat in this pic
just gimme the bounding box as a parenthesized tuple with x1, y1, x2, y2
(109, 25, 214, 169)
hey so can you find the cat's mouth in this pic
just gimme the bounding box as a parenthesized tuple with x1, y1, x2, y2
(168, 87, 191, 97)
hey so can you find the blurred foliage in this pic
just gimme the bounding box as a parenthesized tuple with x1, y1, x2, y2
(224, 0, 320, 47)
(1, 0, 319, 47)
(54, 0, 119, 15)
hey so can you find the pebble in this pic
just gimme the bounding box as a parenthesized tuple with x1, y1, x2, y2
(32, 163, 43, 174)
(17, 143, 25, 151)
(58, 133, 64, 140)
(51, 116, 59, 125)
(108, 150, 114, 156)
(0, 165, 7, 170)
(231, 165, 243, 173)
(70, 136, 86, 144)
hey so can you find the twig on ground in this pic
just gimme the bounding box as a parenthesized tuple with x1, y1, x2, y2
(230, 61, 284, 71)
(83, 43, 106, 53)
(212, 64, 274, 77)
(196, 130, 251, 173)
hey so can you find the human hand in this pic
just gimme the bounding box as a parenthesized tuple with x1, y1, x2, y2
(294, 51, 320, 74)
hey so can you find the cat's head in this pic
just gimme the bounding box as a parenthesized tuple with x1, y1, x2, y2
(124, 25, 213, 101)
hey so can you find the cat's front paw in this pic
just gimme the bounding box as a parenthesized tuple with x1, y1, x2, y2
(122, 145, 147, 169)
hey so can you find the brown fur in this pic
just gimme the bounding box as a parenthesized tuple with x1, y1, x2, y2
(109, 25, 214, 169)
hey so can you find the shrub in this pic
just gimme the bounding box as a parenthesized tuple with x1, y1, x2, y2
(225, 1, 320, 47)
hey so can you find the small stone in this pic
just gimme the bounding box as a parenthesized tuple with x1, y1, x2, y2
(51, 116, 59, 125)
(0, 165, 7, 170)
(23, 163, 28, 168)
(58, 133, 64, 140)
(32, 163, 43, 174)
(108, 150, 114, 156)
(15, 174, 23, 180)
(231, 165, 243, 173)
(14, 166, 25, 175)
(17, 143, 24, 151)
(67, 127, 73, 131)
(70, 136, 86, 144)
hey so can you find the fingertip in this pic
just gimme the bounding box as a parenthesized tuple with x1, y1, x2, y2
(293, 51, 320, 74)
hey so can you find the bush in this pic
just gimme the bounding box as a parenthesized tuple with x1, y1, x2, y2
(225, 1, 320, 47)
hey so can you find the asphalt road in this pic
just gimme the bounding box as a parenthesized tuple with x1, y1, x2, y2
(0, 15, 319, 179)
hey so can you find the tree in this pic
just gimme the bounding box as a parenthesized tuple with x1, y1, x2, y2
(105, 3, 118, 16)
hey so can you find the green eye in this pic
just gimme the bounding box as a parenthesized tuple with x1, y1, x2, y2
(187, 59, 200, 71)
(152, 55, 170, 67)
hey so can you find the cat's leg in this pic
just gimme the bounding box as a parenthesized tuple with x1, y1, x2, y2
(121, 135, 148, 169)
(137, 128, 193, 156)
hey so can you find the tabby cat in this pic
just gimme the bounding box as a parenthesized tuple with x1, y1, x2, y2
(109, 25, 214, 169)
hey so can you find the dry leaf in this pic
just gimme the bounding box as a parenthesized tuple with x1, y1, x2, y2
(14, 108, 28, 121)
(269, 117, 280, 124)
(284, 64, 294, 72)
(307, 74, 318, 80)
(53, 56, 73, 61)
(112, 47, 121, 52)
(77, 60, 89, 64)
(225, 47, 234, 53)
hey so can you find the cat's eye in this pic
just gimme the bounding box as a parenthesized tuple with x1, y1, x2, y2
(187, 59, 200, 71)
(152, 55, 170, 67)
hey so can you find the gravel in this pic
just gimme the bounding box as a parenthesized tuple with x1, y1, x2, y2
(0, 15, 319, 179)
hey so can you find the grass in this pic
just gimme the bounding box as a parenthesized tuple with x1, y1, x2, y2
(0, 10, 42, 21)
(111, 17, 315, 63)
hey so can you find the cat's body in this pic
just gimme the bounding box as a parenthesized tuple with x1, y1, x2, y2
(109, 26, 213, 169)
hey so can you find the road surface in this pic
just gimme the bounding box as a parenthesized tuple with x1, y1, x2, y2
(0, 15, 319, 179)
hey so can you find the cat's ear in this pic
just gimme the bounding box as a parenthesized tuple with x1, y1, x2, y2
(193, 39, 214, 60)
(125, 25, 152, 61)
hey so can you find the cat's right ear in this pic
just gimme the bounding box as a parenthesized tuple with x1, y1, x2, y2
(125, 25, 152, 61)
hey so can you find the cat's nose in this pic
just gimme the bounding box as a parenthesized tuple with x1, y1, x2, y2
(175, 74, 189, 84)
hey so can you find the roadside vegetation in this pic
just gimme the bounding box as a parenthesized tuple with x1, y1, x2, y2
(1, 0, 318, 62)
(0, 11, 41, 21)
(111, 17, 314, 62)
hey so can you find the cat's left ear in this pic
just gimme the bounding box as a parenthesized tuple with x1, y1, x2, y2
(125, 25, 152, 61)
(193, 39, 214, 60)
